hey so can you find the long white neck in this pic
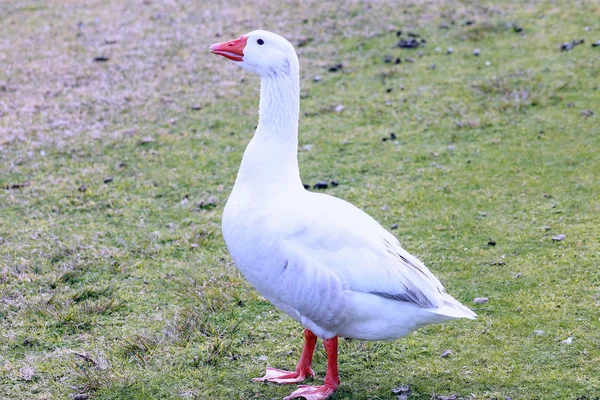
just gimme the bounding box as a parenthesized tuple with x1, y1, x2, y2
(257, 66, 300, 139)
(234, 56, 302, 192)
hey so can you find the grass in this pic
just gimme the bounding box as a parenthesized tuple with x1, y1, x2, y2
(1, 0, 599, 399)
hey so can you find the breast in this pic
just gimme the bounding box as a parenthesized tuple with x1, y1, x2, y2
(222, 194, 283, 286)
(223, 199, 352, 337)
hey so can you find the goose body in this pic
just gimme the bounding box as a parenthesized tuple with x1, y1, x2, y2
(224, 186, 474, 341)
(211, 30, 475, 400)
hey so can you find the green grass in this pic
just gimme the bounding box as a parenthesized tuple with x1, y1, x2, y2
(1, 0, 599, 399)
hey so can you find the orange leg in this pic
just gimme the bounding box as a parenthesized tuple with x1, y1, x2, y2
(252, 329, 317, 384)
(283, 336, 340, 400)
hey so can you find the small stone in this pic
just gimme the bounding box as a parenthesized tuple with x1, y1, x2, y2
(330, 180, 339, 187)
(313, 75, 322, 82)
(447, 144, 454, 151)
(592, 40, 600, 47)
(562, 337, 573, 345)
(488, 240, 496, 246)
(140, 136, 155, 144)
(391, 385, 411, 396)
(561, 39, 584, 51)
(485, 61, 491, 66)
(197, 197, 217, 210)
(465, 20, 475, 26)
(513, 25, 523, 33)
(516, 306, 521, 313)
(429, 63, 436, 70)
(382, 132, 398, 142)
(473, 297, 489, 304)
(191, 104, 202, 111)
(301, 144, 313, 151)
(439, 23, 449, 29)
(473, 48, 480, 56)
(73, 394, 90, 400)
(581, 109, 594, 117)
(78, 184, 87, 192)
(384, 55, 394, 63)
(297, 37, 311, 47)
(391, 224, 399, 230)
(397, 38, 420, 49)
(103, 177, 113, 184)
(334, 104, 344, 113)
(5, 182, 29, 190)
(584, 26, 591, 31)
(405, 57, 414, 63)
(479, 211, 487, 217)
(534, 330, 545, 336)
(258, 355, 268, 362)
(328, 63, 343, 72)
(447, 47, 453, 54)
(441, 349, 453, 358)
(436, 395, 458, 400)
(514, 273, 522, 278)
(313, 181, 329, 190)
(552, 234, 565, 242)
(543, 225, 551, 231)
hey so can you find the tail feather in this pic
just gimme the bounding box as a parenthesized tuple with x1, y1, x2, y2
(430, 295, 477, 320)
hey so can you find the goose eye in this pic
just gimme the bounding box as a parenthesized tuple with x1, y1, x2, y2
(257, 39, 264, 45)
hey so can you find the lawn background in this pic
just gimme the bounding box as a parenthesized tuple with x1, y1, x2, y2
(1, 0, 599, 399)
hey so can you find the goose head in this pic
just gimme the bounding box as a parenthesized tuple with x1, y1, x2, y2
(210, 30, 297, 77)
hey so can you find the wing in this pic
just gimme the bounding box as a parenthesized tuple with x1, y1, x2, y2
(278, 192, 448, 310)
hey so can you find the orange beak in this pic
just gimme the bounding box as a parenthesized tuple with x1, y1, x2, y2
(209, 35, 248, 62)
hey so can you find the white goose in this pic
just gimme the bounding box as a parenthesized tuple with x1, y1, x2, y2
(210, 30, 476, 400)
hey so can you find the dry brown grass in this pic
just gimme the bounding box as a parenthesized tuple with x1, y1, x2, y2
(0, 0, 493, 148)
